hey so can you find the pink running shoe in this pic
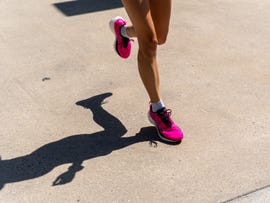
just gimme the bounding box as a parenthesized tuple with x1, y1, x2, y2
(109, 16, 132, 59)
(148, 106, 184, 143)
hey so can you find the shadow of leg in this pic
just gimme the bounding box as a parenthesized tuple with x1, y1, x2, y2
(76, 93, 127, 137)
(54, 0, 123, 16)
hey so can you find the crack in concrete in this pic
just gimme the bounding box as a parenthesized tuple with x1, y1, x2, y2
(220, 184, 270, 203)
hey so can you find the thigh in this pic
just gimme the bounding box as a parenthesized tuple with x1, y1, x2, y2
(149, 0, 172, 43)
(121, 0, 158, 44)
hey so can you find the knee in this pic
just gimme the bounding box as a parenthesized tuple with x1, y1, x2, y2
(138, 37, 158, 58)
(157, 36, 167, 45)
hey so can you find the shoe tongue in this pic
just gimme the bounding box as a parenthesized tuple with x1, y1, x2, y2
(157, 108, 172, 127)
(156, 107, 166, 114)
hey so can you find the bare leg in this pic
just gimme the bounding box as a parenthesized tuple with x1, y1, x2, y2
(120, 0, 184, 142)
(150, 0, 171, 44)
(125, 0, 171, 44)
(121, 0, 160, 102)
(126, 26, 137, 38)
(121, 0, 171, 103)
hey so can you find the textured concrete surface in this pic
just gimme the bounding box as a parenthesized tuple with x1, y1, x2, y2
(225, 185, 270, 203)
(0, 0, 270, 202)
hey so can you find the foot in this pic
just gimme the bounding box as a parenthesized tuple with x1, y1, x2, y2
(148, 106, 184, 143)
(109, 16, 132, 59)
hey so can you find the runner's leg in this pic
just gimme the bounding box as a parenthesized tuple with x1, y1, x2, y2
(149, 0, 171, 45)
(121, 0, 160, 102)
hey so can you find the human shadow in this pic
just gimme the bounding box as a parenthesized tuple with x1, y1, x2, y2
(54, 0, 123, 16)
(0, 93, 157, 190)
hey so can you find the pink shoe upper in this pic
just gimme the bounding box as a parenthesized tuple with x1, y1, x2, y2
(111, 17, 131, 59)
(149, 107, 184, 142)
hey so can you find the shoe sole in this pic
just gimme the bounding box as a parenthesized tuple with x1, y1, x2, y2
(147, 112, 181, 143)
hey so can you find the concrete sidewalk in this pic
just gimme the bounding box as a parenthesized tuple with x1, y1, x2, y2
(1, 0, 269, 202)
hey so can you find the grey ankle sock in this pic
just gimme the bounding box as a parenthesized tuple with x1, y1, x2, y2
(151, 101, 165, 112)
(120, 25, 130, 38)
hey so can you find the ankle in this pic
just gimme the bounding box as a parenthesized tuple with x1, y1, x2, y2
(120, 25, 130, 38)
(151, 101, 165, 112)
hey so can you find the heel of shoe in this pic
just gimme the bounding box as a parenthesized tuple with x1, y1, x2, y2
(147, 112, 156, 126)
(109, 16, 125, 34)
